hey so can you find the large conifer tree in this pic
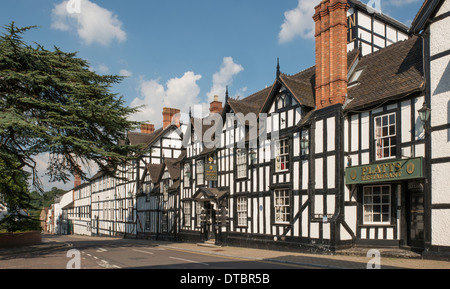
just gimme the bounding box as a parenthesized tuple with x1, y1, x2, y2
(0, 23, 142, 197)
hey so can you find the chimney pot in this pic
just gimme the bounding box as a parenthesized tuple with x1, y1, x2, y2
(210, 95, 223, 115)
(141, 123, 155, 134)
(163, 107, 181, 129)
(74, 173, 82, 188)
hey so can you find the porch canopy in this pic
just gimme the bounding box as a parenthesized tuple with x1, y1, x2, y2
(193, 187, 229, 205)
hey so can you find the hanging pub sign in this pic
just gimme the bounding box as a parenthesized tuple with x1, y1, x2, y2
(345, 157, 424, 185)
(205, 163, 218, 181)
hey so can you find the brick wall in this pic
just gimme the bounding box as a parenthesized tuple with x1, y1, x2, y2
(0, 231, 42, 248)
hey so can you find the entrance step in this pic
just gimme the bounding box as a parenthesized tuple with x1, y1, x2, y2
(197, 240, 221, 248)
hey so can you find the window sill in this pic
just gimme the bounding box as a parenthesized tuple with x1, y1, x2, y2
(360, 223, 394, 227)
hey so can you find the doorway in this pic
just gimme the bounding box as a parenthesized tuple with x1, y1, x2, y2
(407, 189, 425, 249)
(201, 201, 216, 242)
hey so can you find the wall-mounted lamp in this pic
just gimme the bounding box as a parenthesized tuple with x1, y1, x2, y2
(300, 136, 309, 153)
(249, 149, 257, 163)
(418, 102, 432, 131)
(185, 164, 191, 179)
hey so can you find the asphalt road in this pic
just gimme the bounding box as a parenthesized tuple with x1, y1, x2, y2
(0, 235, 319, 270)
(67, 236, 319, 270)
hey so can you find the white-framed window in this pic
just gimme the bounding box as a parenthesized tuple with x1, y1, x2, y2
(236, 148, 247, 179)
(145, 212, 151, 231)
(274, 189, 291, 224)
(197, 159, 204, 185)
(363, 185, 391, 224)
(237, 197, 248, 227)
(349, 69, 364, 83)
(128, 199, 133, 221)
(183, 202, 191, 227)
(375, 113, 397, 160)
(196, 202, 203, 227)
(276, 92, 292, 110)
(275, 139, 289, 172)
(183, 163, 191, 188)
(162, 180, 169, 201)
(120, 200, 125, 221)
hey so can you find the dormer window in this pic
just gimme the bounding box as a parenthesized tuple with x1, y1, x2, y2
(276, 92, 292, 110)
(349, 69, 364, 84)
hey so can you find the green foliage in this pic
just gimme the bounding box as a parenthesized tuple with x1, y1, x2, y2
(0, 161, 41, 232)
(0, 22, 143, 231)
(0, 22, 143, 195)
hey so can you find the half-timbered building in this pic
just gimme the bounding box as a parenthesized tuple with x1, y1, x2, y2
(410, 0, 450, 256)
(69, 182, 91, 236)
(60, 0, 450, 257)
(135, 108, 187, 240)
(346, 0, 409, 56)
(178, 0, 450, 255)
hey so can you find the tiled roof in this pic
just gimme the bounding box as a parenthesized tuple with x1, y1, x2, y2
(147, 163, 164, 184)
(127, 131, 157, 146)
(164, 158, 180, 180)
(345, 36, 424, 111)
(279, 66, 316, 108)
(237, 37, 423, 114)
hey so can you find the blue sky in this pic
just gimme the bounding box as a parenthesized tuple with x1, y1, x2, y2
(0, 0, 424, 191)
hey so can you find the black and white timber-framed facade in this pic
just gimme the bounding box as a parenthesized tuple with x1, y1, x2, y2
(61, 0, 450, 257)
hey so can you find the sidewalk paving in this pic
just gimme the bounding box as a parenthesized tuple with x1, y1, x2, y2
(149, 240, 450, 269)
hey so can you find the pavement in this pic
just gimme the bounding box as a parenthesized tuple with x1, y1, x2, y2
(150, 240, 450, 269)
(1, 235, 450, 269)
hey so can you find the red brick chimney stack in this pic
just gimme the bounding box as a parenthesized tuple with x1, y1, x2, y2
(210, 95, 223, 114)
(313, 0, 349, 110)
(162, 107, 181, 129)
(141, 123, 155, 134)
(74, 172, 82, 188)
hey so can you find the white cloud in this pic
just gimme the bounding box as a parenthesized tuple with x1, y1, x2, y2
(385, 0, 421, 7)
(130, 57, 244, 126)
(31, 153, 99, 192)
(130, 72, 203, 126)
(97, 64, 110, 74)
(51, 0, 127, 46)
(120, 69, 133, 77)
(206, 57, 244, 103)
(278, 0, 321, 43)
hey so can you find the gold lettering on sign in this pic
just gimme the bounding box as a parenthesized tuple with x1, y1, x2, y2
(348, 13, 356, 43)
(360, 162, 403, 181)
(407, 163, 415, 175)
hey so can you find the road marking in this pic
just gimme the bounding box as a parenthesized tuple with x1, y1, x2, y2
(132, 249, 154, 255)
(161, 246, 316, 269)
(96, 248, 108, 253)
(169, 256, 209, 266)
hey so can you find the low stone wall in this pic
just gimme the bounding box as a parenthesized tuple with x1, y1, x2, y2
(0, 231, 42, 248)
